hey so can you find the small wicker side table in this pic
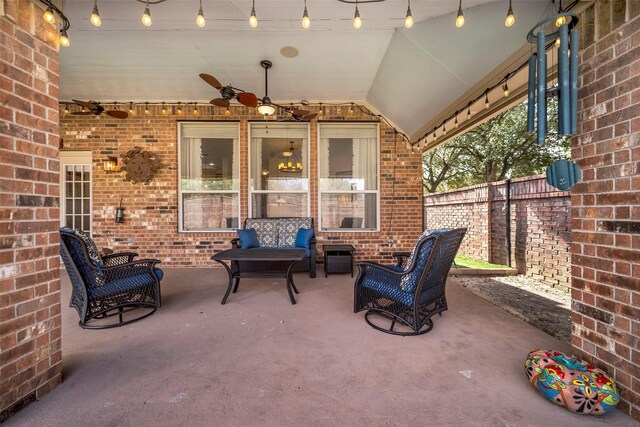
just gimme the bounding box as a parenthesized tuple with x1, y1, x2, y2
(323, 244, 356, 278)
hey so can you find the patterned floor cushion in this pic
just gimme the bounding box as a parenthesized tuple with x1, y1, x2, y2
(525, 349, 619, 415)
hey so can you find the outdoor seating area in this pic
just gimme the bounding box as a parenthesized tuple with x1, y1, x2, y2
(5, 269, 635, 426)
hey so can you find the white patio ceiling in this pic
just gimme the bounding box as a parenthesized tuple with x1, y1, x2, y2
(59, 0, 551, 137)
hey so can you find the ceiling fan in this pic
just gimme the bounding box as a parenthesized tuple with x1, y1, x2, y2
(71, 100, 128, 119)
(257, 60, 318, 121)
(199, 73, 259, 109)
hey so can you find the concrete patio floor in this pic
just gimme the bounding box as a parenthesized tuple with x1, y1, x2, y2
(6, 268, 635, 426)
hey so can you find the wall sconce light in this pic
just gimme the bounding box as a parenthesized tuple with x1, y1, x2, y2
(104, 156, 118, 173)
(115, 198, 125, 223)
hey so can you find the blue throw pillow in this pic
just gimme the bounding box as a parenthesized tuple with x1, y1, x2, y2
(294, 228, 314, 250)
(237, 228, 260, 249)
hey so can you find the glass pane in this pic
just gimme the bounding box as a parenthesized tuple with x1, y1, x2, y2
(251, 193, 307, 218)
(82, 166, 90, 181)
(65, 215, 73, 228)
(74, 199, 81, 214)
(182, 193, 239, 231)
(320, 193, 377, 230)
(180, 126, 239, 191)
(66, 182, 73, 196)
(73, 182, 81, 197)
(250, 137, 308, 191)
(82, 199, 89, 214)
(65, 168, 73, 181)
(65, 199, 73, 215)
(82, 216, 90, 231)
(319, 125, 377, 191)
(83, 182, 90, 197)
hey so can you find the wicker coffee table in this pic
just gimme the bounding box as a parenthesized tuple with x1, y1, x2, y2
(211, 248, 307, 305)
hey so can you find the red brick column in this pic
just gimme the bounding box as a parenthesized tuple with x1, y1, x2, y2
(571, 1, 640, 421)
(0, 0, 62, 421)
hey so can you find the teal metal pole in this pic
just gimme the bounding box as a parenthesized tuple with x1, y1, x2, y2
(558, 23, 570, 135)
(527, 54, 536, 132)
(537, 31, 547, 145)
(570, 28, 579, 134)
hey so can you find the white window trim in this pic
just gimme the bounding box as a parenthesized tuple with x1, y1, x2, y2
(247, 122, 311, 218)
(59, 151, 93, 235)
(317, 123, 381, 232)
(177, 121, 241, 232)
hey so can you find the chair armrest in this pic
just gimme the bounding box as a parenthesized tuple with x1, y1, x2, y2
(102, 252, 138, 267)
(356, 261, 406, 276)
(391, 252, 412, 267)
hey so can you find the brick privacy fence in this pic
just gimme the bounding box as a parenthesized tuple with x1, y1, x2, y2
(60, 106, 424, 267)
(570, 1, 640, 421)
(0, 0, 62, 421)
(423, 175, 571, 289)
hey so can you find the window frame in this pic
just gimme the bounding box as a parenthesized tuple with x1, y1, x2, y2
(177, 121, 241, 232)
(248, 122, 311, 218)
(317, 122, 381, 232)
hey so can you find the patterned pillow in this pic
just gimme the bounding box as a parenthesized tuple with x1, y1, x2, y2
(245, 218, 279, 247)
(402, 229, 433, 271)
(277, 218, 312, 247)
(63, 227, 105, 274)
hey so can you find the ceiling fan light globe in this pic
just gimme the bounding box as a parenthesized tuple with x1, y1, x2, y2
(258, 104, 275, 116)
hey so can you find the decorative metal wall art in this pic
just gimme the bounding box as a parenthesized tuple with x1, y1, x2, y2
(120, 147, 162, 183)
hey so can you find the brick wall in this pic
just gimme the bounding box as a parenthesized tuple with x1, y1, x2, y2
(424, 176, 571, 289)
(0, 0, 62, 421)
(571, 1, 640, 421)
(59, 106, 423, 267)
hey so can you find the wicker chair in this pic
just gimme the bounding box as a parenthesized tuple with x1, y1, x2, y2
(354, 228, 467, 336)
(59, 228, 163, 329)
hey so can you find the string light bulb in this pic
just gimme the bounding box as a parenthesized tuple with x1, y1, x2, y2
(142, 0, 152, 27)
(555, 1, 566, 27)
(64, 105, 69, 115)
(485, 91, 490, 109)
(249, 0, 258, 28)
(505, 0, 515, 27)
(225, 107, 231, 115)
(454, 114, 459, 128)
(145, 102, 149, 114)
(442, 123, 447, 135)
(44, 2, 55, 24)
(302, 0, 310, 29)
(404, 0, 413, 29)
(455, 0, 464, 28)
(467, 106, 471, 118)
(196, 0, 205, 28)
(90, 0, 101, 26)
(353, 2, 362, 29)
(177, 102, 182, 114)
(193, 103, 198, 114)
(129, 102, 134, 114)
(555, 36, 561, 47)
(59, 29, 70, 47)
(503, 81, 509, 97)
(161, 102, 166, 114)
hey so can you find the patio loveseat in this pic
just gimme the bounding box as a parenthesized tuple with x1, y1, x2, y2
(231, 217, 317, 278)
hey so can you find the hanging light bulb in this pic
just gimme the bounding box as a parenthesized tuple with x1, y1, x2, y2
(225, 107, 231, 116)
(129, 102, 134, 114)
(485, 91, 490, 109)
(555, 36, 561, 47)
(454, 114, 459, 128)
(90, 0, 102, 26)
(503, 81, 509, 97)
(161, 102, 166, 114)
(193, 103, 198, 115)
(302, 0, 310, 29)
(249, 0, 258, 28)
(432, 130, 437, 138)
(555, 1, 566, 27)
(353, 1, 362, 29)
(196, 0, 206, 28)
(142, 0, 152, 27)
(455, 0, 464, 28)
(505, 0, 515, 27)
(442, 123, 447, 135)
(349, 103, 354, 114)
(44, 1, 55, 24)
(59, 29, 70, 47)
(404, 0, 413, 29)
(177, 102, 182, 114)
(64, 105, 69, 115)
(467, 106, 471, 118)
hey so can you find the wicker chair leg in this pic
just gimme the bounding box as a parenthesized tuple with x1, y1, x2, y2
(364, 310, 434, 336)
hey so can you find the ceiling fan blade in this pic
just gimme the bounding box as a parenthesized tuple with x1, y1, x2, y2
(199, 73, 223, 90)
(237, 92, 258, 108)
(211, 98, 230, 108)
(71, 111, 93, 115)
(72, 99, 97, 109)
(291, 109, 310, 117)
(302, 112, 318, 121)
(106, 110, 129, 119)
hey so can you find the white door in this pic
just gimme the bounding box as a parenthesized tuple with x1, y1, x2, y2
(59, 151, 92, 233)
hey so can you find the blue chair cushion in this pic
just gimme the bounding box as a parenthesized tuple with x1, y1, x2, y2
(89, 273, 157, 299)
(237, 228, 260, 249)
(362, 276, 413, 306)
(295, 228, 314, 250)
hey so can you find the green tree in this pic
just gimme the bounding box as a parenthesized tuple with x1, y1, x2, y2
(422, 98, 569, 194)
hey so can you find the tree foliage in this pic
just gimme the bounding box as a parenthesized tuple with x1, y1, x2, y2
(422, 98, 570, 193)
